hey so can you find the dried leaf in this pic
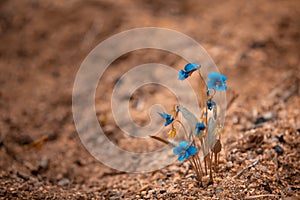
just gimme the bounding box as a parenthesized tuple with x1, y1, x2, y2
(25, 135, 48, 150)
(212, 139, 222, 154)
(207, 117, 216, 150)
(177, 105, 198, 141)
(149, 136, 176, 147)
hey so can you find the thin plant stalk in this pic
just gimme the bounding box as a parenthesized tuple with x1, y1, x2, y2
(189, 158, 202, 185)
(214, 152, 218, 172)
(209, 152, 214, 183)
(174, 120, 189, 140)
(198, 71, 208, 121)
(195, 153, 204, 177)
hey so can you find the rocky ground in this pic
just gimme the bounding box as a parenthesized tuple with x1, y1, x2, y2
(0, 0, 299, 199)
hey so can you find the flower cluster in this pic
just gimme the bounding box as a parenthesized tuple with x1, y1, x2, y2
(173, 141, 197, 161)
(152, 62, 227, 186)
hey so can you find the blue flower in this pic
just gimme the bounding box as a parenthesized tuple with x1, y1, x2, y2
(158, 112, 174, 126)
(195, 122, 206, 136)
(206, 100, 216, 110)
(178, 70, 189, 80)
(178, 63, 201, 80)
(173, 141, 197, 162)
(207, 72, 227, 91)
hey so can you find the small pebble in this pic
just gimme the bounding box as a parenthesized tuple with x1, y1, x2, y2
(158, 181, 166, 187)
(256, 148, 264, 155)
(189, 175, 198, 180)
(166, 172, 172, 177)
(215, 188, 223, 194)
(159, 189, 166, 194)
(16, 133, 33, 145)
(273, 145, 284, 155)
(16, 171, 30, 181)
(252, 108, 258, 118)
(254, 112, 273, 125)
(286, 185, 297, 191)
(250, 41, 266, 48)
(247, 151, 256, 159)
(263, 112, 273, 120)
(254, 117, 266, 125)
(39, 158, 50, 170)
(278, 134, 285, 143)
(226, 161, 233, 169)
(261, 166, 267, 172)
(232, 116, 239, 124)
(270, 136, 278, 144)
(58, 178, 70, 186)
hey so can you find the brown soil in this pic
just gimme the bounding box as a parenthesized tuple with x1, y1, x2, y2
(0, 0, 300, 199)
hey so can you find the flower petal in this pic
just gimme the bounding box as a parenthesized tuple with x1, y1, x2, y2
(177, 105, 198, 141)
(187, 146, 197, 156)
(220, 73, 227, 81)
(158, 112, 168, 119)
(178, 154, 186, 162)
(178, 70, 188, 80)
(184, 151, 189, 160)
(165, 117, 174, 126)
(173, 146, 182, 155)
(158, 112, 174, 126)
(206, 80, 215, 89)
(184, 63, 200, 73)
(208, 72, 222, 80)
(195, 122, 205, 136)
(179, 141, 189, 149)
(207, 72, 227, 91)
(207, 117, 216, 149)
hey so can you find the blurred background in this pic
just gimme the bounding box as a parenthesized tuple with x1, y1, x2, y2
(0, 0, 299, 199)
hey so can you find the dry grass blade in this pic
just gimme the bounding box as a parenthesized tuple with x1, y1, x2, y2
(25, 135, 49, 150)
(149, 135, 174, 146)
(226, 91, 239, 110)
(244, 194, 278, 199)
(233, 159, 260, 179)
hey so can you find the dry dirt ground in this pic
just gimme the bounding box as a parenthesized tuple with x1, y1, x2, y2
(0, 0, 300, 199)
